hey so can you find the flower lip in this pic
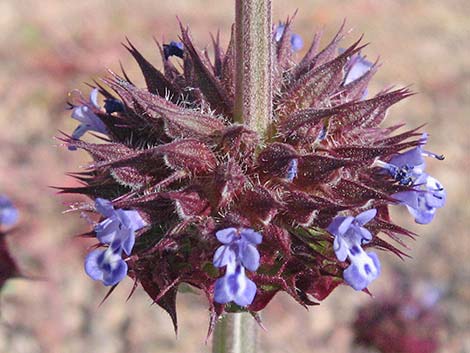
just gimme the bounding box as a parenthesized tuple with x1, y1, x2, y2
(95, 198, 114, 218)
(84, 247, 128, 286)
(354, 209, 377, 226)
(215, 227, 238, 244)
(343, 251, 381, 291)
(214, 263, 257, 306)
(327, 215, 354, 238)
(239, 228, 262, 245)
(392, 174, 446, 225)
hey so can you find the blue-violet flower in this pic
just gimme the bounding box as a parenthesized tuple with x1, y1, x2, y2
(69, 88, 107, 145)
(94, 198, 146, 255)
(327, 209, 381, 291)
(213, 227, 262, 306)
(378, 134, 446, 224)
(393, 174, 446, 225)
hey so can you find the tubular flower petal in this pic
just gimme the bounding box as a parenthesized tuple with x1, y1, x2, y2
(84, 247, 128, 286)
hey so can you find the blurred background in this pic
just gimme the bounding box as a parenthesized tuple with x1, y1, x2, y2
(0, 0, 468, 352)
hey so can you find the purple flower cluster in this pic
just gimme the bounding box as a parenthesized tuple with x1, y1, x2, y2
(0, 195, 19, 228)
(84, 198, 146, 286)
(380, 134, 446, 224)
(213, 228, 262, 306)
(327, 209, 381, 291)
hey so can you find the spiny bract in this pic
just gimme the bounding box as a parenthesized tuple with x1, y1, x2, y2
(60, 19, 444, 334)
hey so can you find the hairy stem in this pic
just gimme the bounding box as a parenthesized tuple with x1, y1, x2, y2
(233, 0, 273, 138)
(212, 312, 258, 353)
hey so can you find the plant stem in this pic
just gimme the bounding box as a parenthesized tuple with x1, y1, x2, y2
(212, 312, 258, 353)
(233, 0, 273, 137)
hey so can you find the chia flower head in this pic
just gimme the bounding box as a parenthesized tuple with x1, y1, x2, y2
(60, 17, 445, 332)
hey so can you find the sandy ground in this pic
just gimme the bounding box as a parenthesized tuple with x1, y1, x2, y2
(0, 1, 468, 352)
